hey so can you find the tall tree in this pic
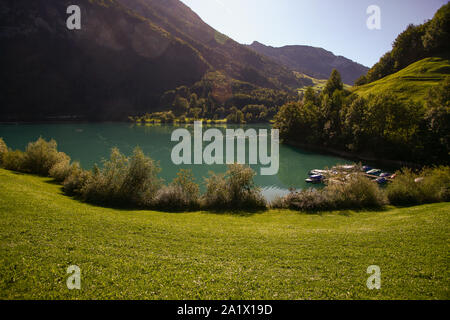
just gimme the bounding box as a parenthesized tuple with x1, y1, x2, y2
(323, 69, 343, 97)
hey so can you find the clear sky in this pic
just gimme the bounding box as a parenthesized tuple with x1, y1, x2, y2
(179, 0, 447, 67)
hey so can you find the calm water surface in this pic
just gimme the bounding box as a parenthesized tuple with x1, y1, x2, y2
(0, 123, 353, 201)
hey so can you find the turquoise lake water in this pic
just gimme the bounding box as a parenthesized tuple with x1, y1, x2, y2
(0, 123, 354, 200)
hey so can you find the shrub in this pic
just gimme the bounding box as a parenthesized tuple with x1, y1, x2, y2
(172, 169, 200, 198)
(62, 162, 92, 196)
(273, 189, 334, 212)
(155, 185, 200, 211)
(386, 168, 419, 205)
(0, 138, 7, 165)
(286, 189, 335, 212)
(270, 195, 288, 209)
(81, 148, 129, 204)
(202, 172, 229, 208)
(119, 147, 162, 206)
(274, 173, 386, 212)
(419, 166, 450, 202)
(326, 174, 387, 209)
(203, 164, 266, 210)
(387, 167, 450, 205)
(21, 138, 70, 176)
(2, 150, 26, 172)
(49, 159, 72, 182)
(155, 169, 200, 211)
(0, 137, 69, 176)
(80, 147, 162, 207)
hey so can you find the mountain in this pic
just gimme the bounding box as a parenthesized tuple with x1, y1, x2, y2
(246, 41, 369, 85)
(1, 0, 206, 120)
(116, 0, 305, 89)
(0, 0, 305, 121)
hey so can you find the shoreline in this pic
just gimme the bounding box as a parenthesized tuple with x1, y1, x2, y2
(285, 141, 422, 170)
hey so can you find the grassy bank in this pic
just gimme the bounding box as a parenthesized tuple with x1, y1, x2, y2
(0, 168, 449, 299)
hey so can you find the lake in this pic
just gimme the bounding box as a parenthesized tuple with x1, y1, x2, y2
(0, 123, 353, 201)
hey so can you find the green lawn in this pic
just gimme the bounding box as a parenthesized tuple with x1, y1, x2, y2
(352, 56, 450, 103)
(0, 168, 448, 300)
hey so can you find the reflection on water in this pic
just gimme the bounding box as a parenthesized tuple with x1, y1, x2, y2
(0, 123, 352, 201)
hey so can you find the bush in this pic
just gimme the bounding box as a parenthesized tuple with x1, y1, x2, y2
(203, 164, 266, 210)
(62, 162, 92, 196)
(2, 150, 26, 172)
(202, 172, 229, 208)
(0, 138, 7, 165)
(81, 149, 128, 204)
(155, 169, 200, 211)
(49, 159, 72, 182)
(421, 166, 450, 202)
(273, 173, 386, 212)
(20, 138, 70, 176)
(270, 195, 288, 209)
(0, 137, 69, 176)
(119, 147, 162, 206)
(80, 147, 162, 207)
(272, 189, 334, 212)
(387, 167, 450, 205)
(387, 168, 423, 206)
(172, 169, 200, 198)
(155, 186, 186, 211)
(326, 174, 387, 209)
(155, 185, 200, 211)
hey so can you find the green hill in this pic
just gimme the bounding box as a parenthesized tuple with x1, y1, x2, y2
(352, 56, 450, 103)
(1, 168, 449, 299)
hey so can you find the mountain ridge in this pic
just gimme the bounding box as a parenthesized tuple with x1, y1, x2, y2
(116, 0, 306, 89)
(246, 41, 369, 85)
(1, 0, 369, 121)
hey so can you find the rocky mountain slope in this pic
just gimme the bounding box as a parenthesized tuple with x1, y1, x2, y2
(246, 41, 369, 85)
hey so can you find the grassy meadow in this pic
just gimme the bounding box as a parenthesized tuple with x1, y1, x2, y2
(352, 56, 450, 103)
(0, 168, 448, 300)
(295, 73, 352, 95)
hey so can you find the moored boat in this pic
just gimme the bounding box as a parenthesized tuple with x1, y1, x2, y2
(376, 177, 388, 184)
(366, 169, 382, 176)
(306, 174, 324, 184)
(309, 169, 330, 176)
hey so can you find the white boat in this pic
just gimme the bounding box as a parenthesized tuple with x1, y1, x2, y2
(366, 169, 382, 176)
(309, 169, 330, 175)
(334, 164, 356, 170)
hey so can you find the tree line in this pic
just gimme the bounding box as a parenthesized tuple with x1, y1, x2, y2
(131, 70, 297, 124)
(274, 69, 450, 165)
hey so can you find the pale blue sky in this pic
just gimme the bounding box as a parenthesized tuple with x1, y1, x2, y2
(180, 0, 447, 67)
